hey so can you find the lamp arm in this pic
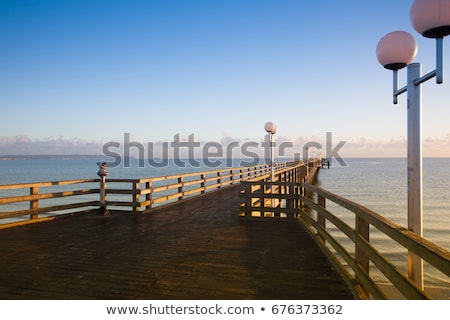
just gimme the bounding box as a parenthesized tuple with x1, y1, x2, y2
(413, 37, 444, 86)
(391, 37, 445, 104)
(393, 69, 408, 104)
(436, 37, 444, 84)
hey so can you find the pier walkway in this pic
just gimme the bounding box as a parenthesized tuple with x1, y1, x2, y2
(0, 183, 355, 300)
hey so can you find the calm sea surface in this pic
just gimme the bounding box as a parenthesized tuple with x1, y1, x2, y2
(1, 158, 449, 296)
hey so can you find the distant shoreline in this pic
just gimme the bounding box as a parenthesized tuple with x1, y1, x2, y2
(1, 155, 448, 161)
(0, 155, 105, 160)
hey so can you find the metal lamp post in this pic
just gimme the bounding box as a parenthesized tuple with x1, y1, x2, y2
(376, 0, 450, 289)
(264, 121, 277, 211)
(264, 121, 277, 182)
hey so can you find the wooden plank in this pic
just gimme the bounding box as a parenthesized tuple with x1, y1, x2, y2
(0, 189, 98, 204)
(0, 179, 98, 190)
(181, 178, 203, 187)
(182, 187, 205, 197)
(152, 183, 183, 193)
(152, 192, 183, 204)
(105, 201, 134, 207)
(0, 184, 355, 299)
(106, 189, 138, 195)
(104, 178, 141, 183)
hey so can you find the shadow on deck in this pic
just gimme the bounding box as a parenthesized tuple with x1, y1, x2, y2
(0, 184, 355, 299)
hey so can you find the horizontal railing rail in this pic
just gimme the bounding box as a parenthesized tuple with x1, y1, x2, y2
(0, 179, 100, 223)
(240, 164, 450, 300)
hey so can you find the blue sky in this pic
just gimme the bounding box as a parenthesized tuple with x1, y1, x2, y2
(1, 0, 449, 157)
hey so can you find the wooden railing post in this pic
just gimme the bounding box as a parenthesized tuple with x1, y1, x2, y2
(260, 181, 266, 217)
(217, 172, 221, 189)
(244, 182, 252, 217)
(132, 181, 140, 213)
(317, 194, 326, 242)
(356, 215, 370, 296)
(30, 186, 39, 220)
(146, 181, 152, 210)
(286, 180, 295, 218)
(274, 172, 281, 216)
(296, 182, 301, 211)
(178, 177, 183, 200)
(201, 174, 206, 194)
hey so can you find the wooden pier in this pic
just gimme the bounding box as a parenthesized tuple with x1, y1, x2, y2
(0, 182, 354, 299)
(1, 160, 449, 299)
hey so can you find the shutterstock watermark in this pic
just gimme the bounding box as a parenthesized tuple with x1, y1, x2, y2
(102, 132, 347, 168)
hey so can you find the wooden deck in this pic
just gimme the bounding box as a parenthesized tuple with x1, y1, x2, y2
(0, 184, 355, 300)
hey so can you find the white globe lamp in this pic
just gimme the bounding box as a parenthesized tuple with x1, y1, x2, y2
(264, 121, 277, 135)
(411, 0, 450, 38)
(376, 31, 418, 70)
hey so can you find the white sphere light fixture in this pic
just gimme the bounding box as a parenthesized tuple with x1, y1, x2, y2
(264, 121, 277, 134)
(376, 31, 418, 70)
(411, 0, 450, 38)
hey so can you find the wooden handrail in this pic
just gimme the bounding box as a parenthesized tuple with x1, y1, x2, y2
(300, 183, 450, 279)
(0, 179, 99, 190)
(240, 162, 450, 299)
(0, 189, 99, 204)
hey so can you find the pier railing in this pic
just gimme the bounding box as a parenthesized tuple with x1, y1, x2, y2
(241, 159, 321, 217)
(3, 160, 448, 299)
(0, 162, 287, 227)
(0, 179, 99, 224)
(240, 164, 450, 299)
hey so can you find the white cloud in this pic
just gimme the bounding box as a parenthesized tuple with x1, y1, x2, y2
(0, 135, 104, 155)
(1, 133, 450, 158)
(334, 135, 450, 157)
